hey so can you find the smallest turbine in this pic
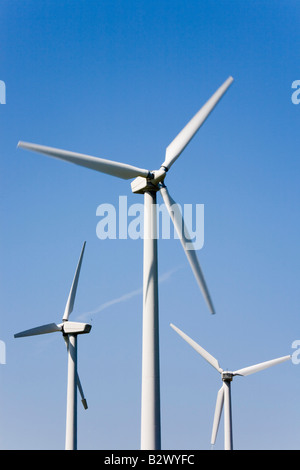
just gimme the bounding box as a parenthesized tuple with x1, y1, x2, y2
(15, 241, 91, 450)
(170, 323, 291, 450)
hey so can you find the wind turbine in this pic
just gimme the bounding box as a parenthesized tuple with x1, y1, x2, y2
(17, 76, 233, 449)
(170, 323, 291, 450)
(14, 241, 91, 450)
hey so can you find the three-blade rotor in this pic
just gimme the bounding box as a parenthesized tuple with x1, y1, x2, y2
(18, 77, 234, 315)
(14, 242, 91, 409)
(170, 323, 291, 447)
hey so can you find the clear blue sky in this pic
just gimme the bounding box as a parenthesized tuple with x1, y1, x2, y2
(0, 0, 299, 450)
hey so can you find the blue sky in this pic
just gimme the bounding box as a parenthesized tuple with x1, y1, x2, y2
(0, 0, 300, 450)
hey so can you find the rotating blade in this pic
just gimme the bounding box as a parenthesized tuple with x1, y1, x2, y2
(160, 185, 215, 314)
(14, 322, 62, 338)
(63, 336, 88, 410)
(162, 76, 234, 170)
(63, 241, 86, 322)
(211, 385, 225, 446)
(77, 373, 88, 410)
(170, 324, 223, 373)
(233, 355, 291, 377)
(18, 141, 150, 180)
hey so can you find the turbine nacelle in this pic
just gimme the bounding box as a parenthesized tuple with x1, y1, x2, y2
(221, 371, 233, 382)
(62, 321, 92, 335)
(131, 167, 167, 194)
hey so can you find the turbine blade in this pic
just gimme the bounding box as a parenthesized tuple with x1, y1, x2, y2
(170, 324, 223, 373)
(77, 373, 88, 410)
(233, 355, 291, 377)
(160, 185, 215, 314)
(63, 336, 88, 409)
(17, 141, 150, 180)
(14, 322, 62, 338)
(211, 385, 225, 446)
(63, 241, 86, 322)
(162, 76, 234, 170)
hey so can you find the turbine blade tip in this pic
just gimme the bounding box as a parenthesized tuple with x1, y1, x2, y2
(18, 141, 30, 150)
(82, 398, 88, 410)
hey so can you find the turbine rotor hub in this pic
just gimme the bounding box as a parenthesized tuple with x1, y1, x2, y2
(131, 167, 167, 194)
(222, 372, 233, 382)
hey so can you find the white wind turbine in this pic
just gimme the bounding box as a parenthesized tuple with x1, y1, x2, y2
(17, 76, 233, 449)
(14, 241, 91, 450)
(170, 323, 291, 450)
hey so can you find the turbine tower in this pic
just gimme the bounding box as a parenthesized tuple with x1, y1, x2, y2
(14, 242, 91, 450)
(170, 323, 291, 450)
(17, 76, 233, 449)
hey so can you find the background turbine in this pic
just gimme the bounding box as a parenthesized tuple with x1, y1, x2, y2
(14, 242, 91, 450)
(170, 323, 291, 450)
